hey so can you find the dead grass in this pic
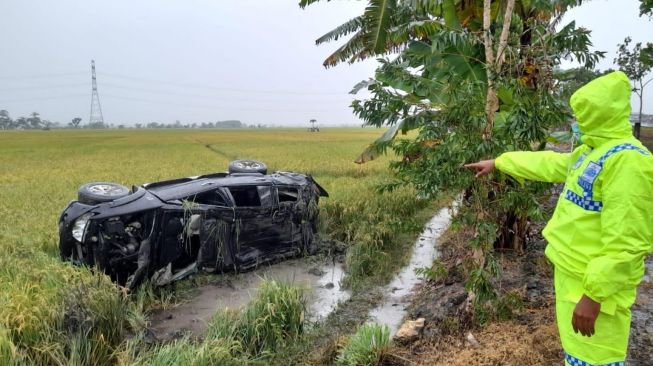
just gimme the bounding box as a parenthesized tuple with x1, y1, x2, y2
(387, 305, 561, 366)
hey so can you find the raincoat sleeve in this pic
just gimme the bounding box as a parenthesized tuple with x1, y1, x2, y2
(494, 151, 571, 183)
(582, 153, 653, 302)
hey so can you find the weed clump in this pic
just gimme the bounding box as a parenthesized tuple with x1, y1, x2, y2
(119, 278, 306, 364)
(126, 337, 245, 366)
(336, 323, 390, 366)
(207, 278, 306, 356)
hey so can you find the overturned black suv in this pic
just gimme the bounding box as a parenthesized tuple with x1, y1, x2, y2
(59, 160, 328, 288)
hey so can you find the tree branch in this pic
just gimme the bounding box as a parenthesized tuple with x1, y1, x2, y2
(483, 0, 495, 67)
(496, 0, 516, 70)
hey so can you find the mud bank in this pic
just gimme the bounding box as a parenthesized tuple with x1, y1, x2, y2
(628, 257, 653, 365)
(149, 257, 350, 340)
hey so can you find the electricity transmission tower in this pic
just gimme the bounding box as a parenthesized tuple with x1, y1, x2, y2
(89, 60, 104, 125)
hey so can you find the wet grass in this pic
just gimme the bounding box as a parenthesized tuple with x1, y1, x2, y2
(0, 128, 443, 365)
(206, 279, 305, 357)
(335, 323, 390, 366)
(640, 126, 653, 150)
(120, 278, 305, 365)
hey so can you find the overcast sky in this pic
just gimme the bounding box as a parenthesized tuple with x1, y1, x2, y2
(0, 0, 650, 126)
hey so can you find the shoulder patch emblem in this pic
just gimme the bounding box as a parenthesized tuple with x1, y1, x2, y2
(578, 161, 601, 192)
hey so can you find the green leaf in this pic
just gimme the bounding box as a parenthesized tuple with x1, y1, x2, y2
(364, 0, 397, 54)
(323, 31, 366, 67)
(316, 16, 364, 45)
(407, 40, 432, 56)
(298, 0, 328, 9)
(497, 86, 514, 106)
(355, 120, 405, 164)
(350, 79, 377, 94)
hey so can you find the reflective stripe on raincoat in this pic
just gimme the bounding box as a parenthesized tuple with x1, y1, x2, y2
(495, 71, 653, 311)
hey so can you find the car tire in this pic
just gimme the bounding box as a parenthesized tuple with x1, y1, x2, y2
(59, 222, 74, 260)
(228, 160, 268, 175)
(78, 182, 130, 204)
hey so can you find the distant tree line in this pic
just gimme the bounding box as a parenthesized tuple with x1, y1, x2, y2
(0, 110, 56, 130)
(0, 110, 265, 130)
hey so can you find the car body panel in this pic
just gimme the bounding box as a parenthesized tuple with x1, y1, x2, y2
(59, 170, 327, 288)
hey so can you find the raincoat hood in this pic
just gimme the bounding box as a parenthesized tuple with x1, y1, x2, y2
(569, 71, 633, 147)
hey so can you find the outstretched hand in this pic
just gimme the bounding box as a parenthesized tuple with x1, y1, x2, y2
(464, 160, 496, 177)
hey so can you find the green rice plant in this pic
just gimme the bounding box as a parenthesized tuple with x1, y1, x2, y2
(336, 323, 390, 366)
(207, 278, 305, 356)
(0, 325, 19, 365)
(0, 128, 440, 363)
(124, 336, 245, 366)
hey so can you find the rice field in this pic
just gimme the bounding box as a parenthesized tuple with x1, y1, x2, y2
(0, 128, 436, 365)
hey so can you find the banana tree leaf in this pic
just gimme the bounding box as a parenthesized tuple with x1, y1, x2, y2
(406, 40, 432, 56)
(497, 86, 515, 107)
(350, 79, 377, 94)
(493, 111, 509, 130)
(354, 120, 405, 164)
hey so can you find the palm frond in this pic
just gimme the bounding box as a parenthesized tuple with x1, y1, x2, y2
(350, 79, 378, 94)
(323, 31, 367, 67)
(298, 0, 329, 9)
(316, 16, 364, 45)
(389, 19, 444, 44)
(404, 0, 460, 28)
(364, 0, 398, 53)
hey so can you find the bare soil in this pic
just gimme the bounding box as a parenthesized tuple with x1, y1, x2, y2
(384, 191, 653, 365)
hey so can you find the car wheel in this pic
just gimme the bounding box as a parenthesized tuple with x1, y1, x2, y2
(228, 159, 268, 175)
(78, 182, 130, 204)
(59, 222, 75, 260)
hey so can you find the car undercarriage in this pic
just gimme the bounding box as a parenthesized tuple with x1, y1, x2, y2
(59, 161, 327, 288)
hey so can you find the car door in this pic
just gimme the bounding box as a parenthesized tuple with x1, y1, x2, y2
(156, 188, 236, 274)
(226, 184, 287, 267)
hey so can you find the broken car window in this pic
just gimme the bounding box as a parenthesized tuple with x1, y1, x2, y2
(229, 186, 262, 206)
(278, 187, 299, 202)
(186, 190, 227, 206)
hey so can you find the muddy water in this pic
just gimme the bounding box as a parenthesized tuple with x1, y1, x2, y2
(368, 205, 454, 335)
(150, 258, 350, 340)
(150, 205, 454, 341)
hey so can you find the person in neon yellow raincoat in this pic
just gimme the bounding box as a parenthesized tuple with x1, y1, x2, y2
(465, 71, 653, 365)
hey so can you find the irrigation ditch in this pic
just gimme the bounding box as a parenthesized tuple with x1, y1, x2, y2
(146, 204, 457, 346)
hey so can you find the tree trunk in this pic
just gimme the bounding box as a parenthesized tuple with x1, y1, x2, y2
(636, 81, 643, 139)
(482, 0, 516, 138)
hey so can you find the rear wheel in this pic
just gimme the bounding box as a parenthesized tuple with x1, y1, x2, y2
(78, 182, 130, 204)
(228, 160, 267, 175)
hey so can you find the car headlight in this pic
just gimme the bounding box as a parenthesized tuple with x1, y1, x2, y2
(72, 213, 92, 242)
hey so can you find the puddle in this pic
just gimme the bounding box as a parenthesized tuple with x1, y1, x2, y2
(367, 205, 455, 336)
(149, 258, 350, 340)
(149, 204, 455, 341)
